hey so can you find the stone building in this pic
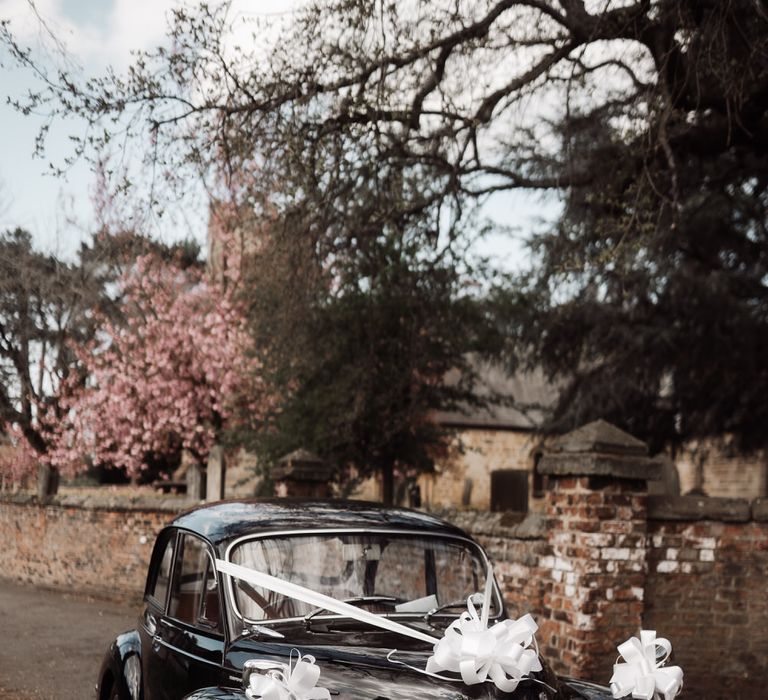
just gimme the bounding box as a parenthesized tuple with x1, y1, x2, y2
(214, 359, 768, 508)
(386, 364, 768, 511)
(416, 365, 557, 512)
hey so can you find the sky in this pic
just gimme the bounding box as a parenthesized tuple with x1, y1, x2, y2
(0, 0, 550, 267)
(0, 0, 189, 254)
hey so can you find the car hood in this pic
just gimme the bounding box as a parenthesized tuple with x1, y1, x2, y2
(187, 638, 610, 700)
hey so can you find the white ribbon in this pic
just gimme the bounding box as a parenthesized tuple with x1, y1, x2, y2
(424, 569, 542, 693)
(245, 651, 331, 700)
(610, 630, 683, 700)
(216, 559, 439, 644)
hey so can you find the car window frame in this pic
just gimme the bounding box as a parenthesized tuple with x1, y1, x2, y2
(166, 528, 224, 636)
(196, 550, 222, 630)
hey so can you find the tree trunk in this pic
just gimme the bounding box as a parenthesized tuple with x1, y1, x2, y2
(381, 462, 394, 505)
(36, 464, 60, 499)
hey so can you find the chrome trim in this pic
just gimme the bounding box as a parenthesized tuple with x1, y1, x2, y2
(222, 527, 504, 628)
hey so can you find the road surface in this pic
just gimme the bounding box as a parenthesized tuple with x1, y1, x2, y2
(0, 579, 138, 699)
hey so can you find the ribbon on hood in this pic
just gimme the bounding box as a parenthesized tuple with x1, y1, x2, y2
(389, 566, 542, 693)
(424, 570, 542, 694)
(244, 651, 331, 700)
(610, 630, 683, 700)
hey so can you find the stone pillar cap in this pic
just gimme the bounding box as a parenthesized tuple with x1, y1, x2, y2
(272, 449, 334, 482)
(278, 448, 324, 465)
(551, 419, 648, 456)
(539, 419, 660, 481)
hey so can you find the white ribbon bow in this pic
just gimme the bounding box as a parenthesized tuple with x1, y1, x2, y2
(245, 652, 331, 700)
(610, 630, 683, 700)
(425, 584, 542, 693)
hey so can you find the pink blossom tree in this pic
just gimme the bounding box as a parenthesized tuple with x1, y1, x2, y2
(45, 253, 270, 480)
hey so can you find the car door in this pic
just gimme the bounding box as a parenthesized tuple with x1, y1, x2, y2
(139, 529, 176, 700)
(143, 530, 226, 700)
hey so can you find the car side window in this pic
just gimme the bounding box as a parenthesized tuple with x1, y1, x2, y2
(168, 533, 221, 631)
(148, 534, 175, 608)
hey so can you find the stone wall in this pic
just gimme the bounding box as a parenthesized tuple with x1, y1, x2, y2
(675, 441, 767, 499)
(351, 428, 544, 508)
(362, 429, 768, 510)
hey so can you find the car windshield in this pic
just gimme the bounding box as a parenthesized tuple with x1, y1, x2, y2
(228, 531, 500, 622)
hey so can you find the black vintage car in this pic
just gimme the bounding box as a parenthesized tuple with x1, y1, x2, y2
(97, 499, 613, 700)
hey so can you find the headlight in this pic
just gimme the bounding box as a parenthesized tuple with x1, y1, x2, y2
(124, 654, 142, 700)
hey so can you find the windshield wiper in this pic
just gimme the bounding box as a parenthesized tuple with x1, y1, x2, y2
(223, 622, 287, 660)
(304, 595, 400, 630)
(233, 623, 286, 641)
(423, 593, 484, 624)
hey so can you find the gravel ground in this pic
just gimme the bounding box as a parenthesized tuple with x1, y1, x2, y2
(0, 579, 138, 699)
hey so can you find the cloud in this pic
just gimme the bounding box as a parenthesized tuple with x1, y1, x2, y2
(1, 0, 179, 69)
(102, 0, 178, 66)
(2, 0, 104, 61)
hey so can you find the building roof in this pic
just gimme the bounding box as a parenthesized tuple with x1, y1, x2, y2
(435, 361, 559, 431)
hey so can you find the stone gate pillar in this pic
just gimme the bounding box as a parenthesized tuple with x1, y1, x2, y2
(272, 449, 334, 498)
(537, 420, 660, 681)
(206, 445, 226, 501)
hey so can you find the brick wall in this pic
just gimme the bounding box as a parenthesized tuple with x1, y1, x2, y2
(444, 492, 767, 699)
(451, 497, 767, 698)
(645, 515, 768, 699)
(0, 493, 183, 599)
(539, 477, 649, 680)
(2, 489, 766, 698)
(440, 509, 548, 619)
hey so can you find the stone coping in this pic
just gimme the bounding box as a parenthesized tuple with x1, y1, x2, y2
(435, 508, 546, 540)
(2, 492, 765, 524)
(537, 452, 662, 480)
(0, 491, 193, 513)
(648, 495, 767, 523)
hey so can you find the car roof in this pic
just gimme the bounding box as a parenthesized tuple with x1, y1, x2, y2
(169, 498, 470, 547)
